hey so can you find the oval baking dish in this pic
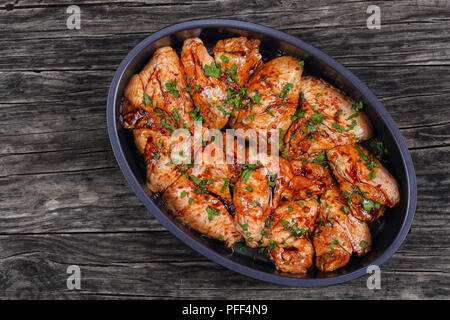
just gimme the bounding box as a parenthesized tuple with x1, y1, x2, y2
(107, 19, 416, 287)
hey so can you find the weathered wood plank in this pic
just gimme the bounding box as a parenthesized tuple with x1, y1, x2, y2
(1, 65, 449, 135)
(1, 21, 449, 71)
(0, 230, 448, 299)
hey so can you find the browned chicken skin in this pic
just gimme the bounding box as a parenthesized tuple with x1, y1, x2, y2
(284, 76, 373, 157)
(268, 199, 319, 273)
(125, 46, 194, 130)
(213, 37, 262, 88)
(274, 156, 334, 205)
(233, 156, 273, 248)
(163, 175, 242, 247)
(181, 38, 230, 129)
(229, 56, 303, 136)
(327, 144, 400, 221)
(313, 186, 372, 272)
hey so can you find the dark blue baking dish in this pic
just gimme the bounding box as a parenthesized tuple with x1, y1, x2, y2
(107, 19, 416, 287)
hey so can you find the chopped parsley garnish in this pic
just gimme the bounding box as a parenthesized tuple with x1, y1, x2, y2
(220, 55, 229, 64)
(161, 120, 177, 132)
(206, 206, 221, 221)
(330, 240, 339, 250)
(291, 109, 305, 121)
(348, 120, 357, 131)
(313, 153, 326, 164)
(332, 122, 345, 133)
(369, 139, 389, 161)
(266, 107, 275, 117)
(240, 163, 262, 184)
(282, 220, 307, 239)
(189, 106, 203, 122)
(165, 79, 180, 98)
(217, 105, 227, 116)
(310, 112, 324, 124)
(225, 65, 238, 83)
(348, 112, 359, 120)
(354, 146, 378, 174)
(253, 92, 262, 105)
(220, 178, 229, 193)
(143, 93, 152, 105)
(203, 61, 222, 79)
(238, 222, 248, 231)
(298, 60, 304, 67)
(352, 100, 364, 112)
(360, 240, 368, 248)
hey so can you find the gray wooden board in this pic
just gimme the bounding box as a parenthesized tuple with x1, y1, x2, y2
(0, 0, 449, 299)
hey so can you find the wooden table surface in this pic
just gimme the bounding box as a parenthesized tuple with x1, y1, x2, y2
(0, 0, 449, 299)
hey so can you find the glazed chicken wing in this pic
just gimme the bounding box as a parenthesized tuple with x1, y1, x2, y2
(233, 163, 272, 247)
(313, 186, 372, 272)
(133, 127, 196, 193)
(268, 199, 319, 273)
(273, 155, 334, 205)
(326, 144, 400, 221)
(163, 175, 242, 247)
(213, 37, 262, 88)
(189, 133, 233, 205)
(181, 38, 230, 129)
(124, 46, 194, 130)
(284, 76, 373, 157)
(229, 56, 303, 136)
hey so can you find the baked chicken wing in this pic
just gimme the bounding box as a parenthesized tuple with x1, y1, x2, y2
(326, 144, 400, 221)
(124, 46, 194, 130)
(284, 76, 373, 157)
(163, 175, 242, 247)
(181, 38, 230, 129)
(273, 155, 334, 205)
(229, 56, 303, 136)
(313, 186, 372, 272)
(213, 36, 262, 88)
(268, 199, 319, 273)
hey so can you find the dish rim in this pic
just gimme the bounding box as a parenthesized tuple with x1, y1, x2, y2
(106, 18, 417, 287)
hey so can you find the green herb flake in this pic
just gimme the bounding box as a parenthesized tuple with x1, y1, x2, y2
(165, 79, 180, 98)
(206, 206, 221, 221)
(203, 61, 222, 79)
(143, 93, 152, 105)
(330, 240, 339, 250)
(220, 55, 229, 64)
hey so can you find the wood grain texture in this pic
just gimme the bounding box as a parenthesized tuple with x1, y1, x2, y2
(0, 0, 449, 299)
